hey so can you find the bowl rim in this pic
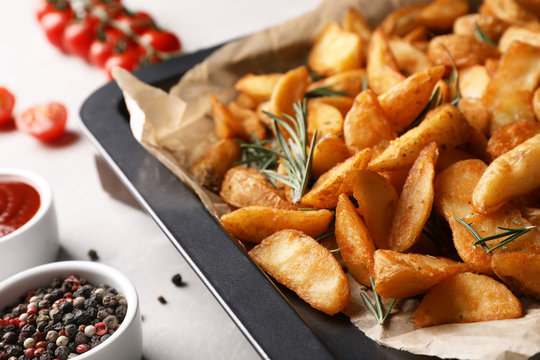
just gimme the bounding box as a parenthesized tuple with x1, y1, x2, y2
(0, 167, 53, 243)
(0, 260, 140, 359)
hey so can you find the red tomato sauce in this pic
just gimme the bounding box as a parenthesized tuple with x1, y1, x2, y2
(0, 181, 41, 237)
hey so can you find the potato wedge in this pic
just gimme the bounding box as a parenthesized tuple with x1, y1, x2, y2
(309, 96, 354, 118)
(403, 26, 428, 43)
(227, 101, 267, 141)
(374, 250, 468, 299)
(302, 148, 371, 208)
(308, 22, 363, 77)
(307, 69, 366, 98)
(499, 25, 540, 53)
(459, 65, 490, 99)
(436, 148, 474, 172)
(311, 135, 350, 178)
(235, 92, 258, 110)
(220, 167, 294, 209)
(484, 0, 538, 25)
(417, 0, 468, 32)
(378, 65, 445, 132)
(343, 89, 396, 154)
(380, 4, 425, 36)
(248, 229, 350, 315)
(389, 37, 432, 75)
(269, 66, 310, 120)
(380, 167, 410, 195)
(307, 101, 343, 138)
(490, 91, 536, 134)
(190, 139, 242, 192)
(473, 134, 540, 214)
(458, 97, 490, 137)
(534, 88, 540, 121)
(387, 142, 438, 252)
(221, 206, 333, 243)
(335, 194, 376, 286)
(482, 41, 540, 111)
(210, 94, 245, 139)
(453, 14, 508, 41)
(413, 272, 522, 327)
(235, 73, 283, 101)
(369, 104, 470, 172)
(428, 34, 497, 69)
(342, 8, 371, 43)
(487, 121, 540, 159)
(492, 252, 540, 299)
(367, 28, 405, 95)
(347, 170, 398, 250)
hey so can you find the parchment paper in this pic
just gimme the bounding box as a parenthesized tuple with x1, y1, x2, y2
(112, 0, 540, 358)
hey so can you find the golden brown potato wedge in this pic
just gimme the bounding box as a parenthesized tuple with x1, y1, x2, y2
(221, 206, 333, 243)
(380, 167, 410, 195)
(227, 101, 267, 141)
(417, 0, 468, 32)
(347, 170, 398, 250)
(343, 89, 396, 154)
(210, 94, 245, 139)
(367, 28, 405, 95)
(436, 148, 474, 172)
(403, 26, 428, 43)
(308, 22, 363, 77)
(302, 148, 371, 209)
(342, 8, 371, 43)
(307, 101, 344, 138)
(235, 92, 258, 110)
(484, 0, 538, 25)
(307, 69, 366, 98)
(269, 66, 310, 120)
(490, 91, 536, 134)
(190, 139, 242, 192)
(248, 229, 350, 315)
(453, 14, 508, 41)
(499, 26, 540, 53)
(309, 96, 354, 118)
(459, 126, 491, 164)
(458, 97, 490, 137)
(534, 88, 540, 121)
(389, 37, 431, 75)
(380, 4, 426, 36)
(492, 251, 540, 299)
(428, 34, 497, 69)
(387, 142, 438, 252)
(473, 134, 540, 214)
(220, 167, 294, 209)
(482, 41, 540, 111)
(369, 104, 470, 172)
(235, 73, 283, 101)
(335, 194, 376, 286)
(413, 272, 522, 327)
(311, 135, 351, 178)
(378, 65, 445, 132)
(487, 121, 540, 159)
(374, 250, 469, 299)
(459, 65, 490, 99)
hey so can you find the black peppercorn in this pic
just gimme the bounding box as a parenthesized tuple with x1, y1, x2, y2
(63, 324, 77, 338)
(2, 332, 16, 345)
(20, 324, 35, 338)
(58, 301, 73, 314)
(54, 345, 69, 360)
(74, 333, 88, 345)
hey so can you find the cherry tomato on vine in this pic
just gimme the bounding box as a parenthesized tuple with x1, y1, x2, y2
(0, 88, 15, 126)
(115, 11, 154, 35)
(88, 27, 124, 68)
(16, 102, 67, 142)
(39, 10, 73, 51)
(34, 0, 71, 21)
(92, 1, 124, 19)
(104, 49, 140, 79)
(63, 18, 98, 60)
(140, 29, 181, 53)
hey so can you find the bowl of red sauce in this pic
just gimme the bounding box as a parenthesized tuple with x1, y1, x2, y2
(0, 168, 59, 280)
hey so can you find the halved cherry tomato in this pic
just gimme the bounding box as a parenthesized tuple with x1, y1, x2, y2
(16, 103, 67, 142)
(115, 11, 154, 35)
(34, 0, 71, 21)
(0, 88, 15, 126)
(140, 29, 181, 53)
(63, 18, 98, 60)
(39, 10, 73, 51)
(104, 49, 140, 79)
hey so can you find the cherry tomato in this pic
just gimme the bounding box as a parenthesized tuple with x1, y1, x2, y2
(140, 29, 181, 53)
(115, 11, 154, 35)
(63, 18, 97, 60)
(39, 10, 73, 51)
(104, 49, 140, 79)
(89, 27, 132, 68)
(34, 0, 71, 21)
(92, 1, 124, 19)
(0, 88, 15, 126)
(16, 103, 67, 142)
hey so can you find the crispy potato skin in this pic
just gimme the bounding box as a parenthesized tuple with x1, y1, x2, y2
(335, 194, 376, 286)
(311, 135, 351, 178)
(269, 66, 310, 120)
(221, 206, 333, 243)
(220, 167, 294, 209)
(307, 102, 343, 138)
(414, 272, 522, 327)
(374, 250, 468, 298)
(428, 34, 497, 69)
(367, 28, 405, 95)
(492, 252, 540, 299)
(417, 0, 468, 32)
(249, 230, 350, 315)
(235, 73, 283, 101)
(487, 121, 540, 160)
(473, 134, 540, 214)
(210, 95, 245, 140)
(388, 142, 438, 252)
(190, 139, 242, 192)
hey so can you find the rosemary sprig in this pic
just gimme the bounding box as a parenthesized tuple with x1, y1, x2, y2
(445, 51, 461, 106)
(361, 72, 368, 91)
(315, 230, 335, 242)
(454, 217, 536, 253)
(234, 134, 278, 170)
(259, 99, 318, 204)
(330, 248, 341, 253)
(360, 277, 396, 325)
(474, 23, 496, 47)
(305, 86, 349, 98)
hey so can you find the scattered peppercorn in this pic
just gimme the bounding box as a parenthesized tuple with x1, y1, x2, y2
(157, 296, 167, 304)
(171, 273, 183, 287)
(87, 249, 99, 261)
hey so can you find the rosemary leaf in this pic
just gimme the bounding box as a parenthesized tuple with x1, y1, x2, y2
(305, 86, 349, 98)
(401, 86, 442, 134)
(315, 231, 335, 242)
(330, 248, 341, 253)
(360, 276, 396, 325)
(474, 23, 496, 47)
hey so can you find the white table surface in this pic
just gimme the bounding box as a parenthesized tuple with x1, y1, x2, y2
(0, 0, 321, 358)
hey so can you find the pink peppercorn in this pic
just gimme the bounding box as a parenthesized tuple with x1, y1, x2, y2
(18, 321, 27, 329)
(94, 322, 108, 336)
(36, 340, 47, 348)
(27, 306, 38, 315)
(34, 348, 44, 357)
(76, 344, 90, 354)
(24, 347, 35, 358)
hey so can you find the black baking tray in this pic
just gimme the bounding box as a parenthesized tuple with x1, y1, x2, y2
(79, 46, 439, 360)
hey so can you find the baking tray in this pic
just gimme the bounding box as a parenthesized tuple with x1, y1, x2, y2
(79, 45, 438, 360)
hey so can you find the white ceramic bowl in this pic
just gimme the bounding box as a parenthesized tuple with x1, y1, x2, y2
(0, 261, 143, 360)
(0, 168, 59, 281)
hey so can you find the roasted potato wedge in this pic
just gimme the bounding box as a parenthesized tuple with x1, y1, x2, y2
(490, 91, 536, 134)
(221, 206, 333, 243)
(302, 148, 372, 208)
(453, 13, 508, 41)
(373, 250, 468, 299)
(380, 4, 426, 36)
(389, 37, 431, 75)
(210, 94, 245, 139)
(487, 121, 540, 159)
(311, 135, 350, 178)
(308, 22, 363, 77)
(428, 34, 497, 69)
(387, 142, 438, 252)
(227, 101, 267, 141)
(417, 0, 468, 32)
(378, 65, 445, 132)
(307, 101, 343, 138)
(248, 229, 350, 315)
(309, 96, 354, 117)
(347, 170, 398, 250)
(269, 66, 310, 120)
(492, 251, 540, 299)
(342, 8, 371, 43)
(220, 167, 294, 209)
(499, 25, 540, 53)
(307, 69, 366, 98)
(473, 134, 540, 214)
(343, 89, 396, 154)
(534, 88, 540, 121)
(413, 272, 522, 327)
(335, 194, 376, 286)
(484, 0, 538, 25)
(459, 65, 490, 99)
(458, 97, 490, 137)
(235, 73, 283, 101)
(436, 148, 474, 172)
(369, 104, 470, 172)
(367, 28, 405, 95)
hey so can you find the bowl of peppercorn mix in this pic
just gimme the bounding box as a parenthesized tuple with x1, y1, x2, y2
(0, 261, 142, 360)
